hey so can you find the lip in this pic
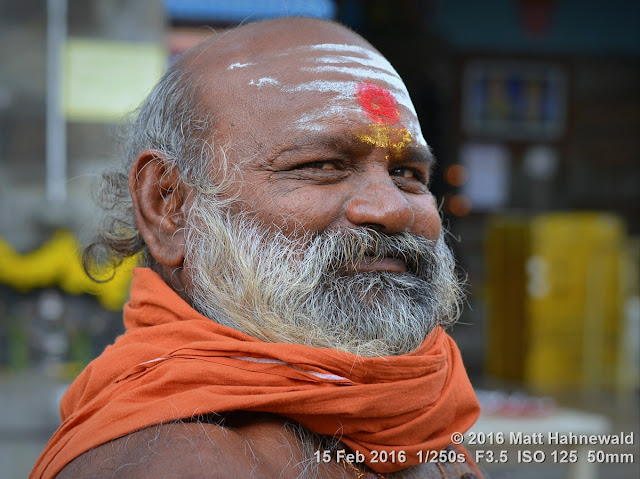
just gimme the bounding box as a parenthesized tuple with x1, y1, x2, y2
(354, 255, 407, 273)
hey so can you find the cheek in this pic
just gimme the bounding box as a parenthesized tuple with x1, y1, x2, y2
(410, 195, 442, 241)
(237, 183, 342, 237)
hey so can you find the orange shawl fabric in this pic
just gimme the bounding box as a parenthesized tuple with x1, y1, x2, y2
(32, 267, 480, 477)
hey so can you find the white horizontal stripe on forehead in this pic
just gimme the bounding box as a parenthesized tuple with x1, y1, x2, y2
(248, 77, 280, 87)
(301, 66, 410, 100)
(295, 104, 363, 130)
(228, 62, 256, 70)
(314, 54, 393, 70)
(308, 43, 373, 53)
(306, 43, 397, 72)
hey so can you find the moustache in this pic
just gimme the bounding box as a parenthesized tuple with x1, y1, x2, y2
(313, 228, 438, 280)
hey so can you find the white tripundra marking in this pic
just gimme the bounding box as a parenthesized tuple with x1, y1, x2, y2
(314, 55, 391, 69)
(307, 43, 397, 74)
(241, 43, 427, 146)
(302, 66, 406, 94)
(248, 77, 280, 87)
(228, 62, 256, 70)
(295, 105, 363, 131)
(287, 79, 357, 95)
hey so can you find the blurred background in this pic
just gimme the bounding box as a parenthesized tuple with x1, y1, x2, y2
(1, 1, 638, 478)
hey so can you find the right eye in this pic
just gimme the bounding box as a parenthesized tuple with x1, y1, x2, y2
(296, 160, 340, 170)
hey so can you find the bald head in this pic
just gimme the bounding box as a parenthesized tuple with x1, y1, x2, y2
(177, 18, 372, 74)
(171, 17, 427, 160)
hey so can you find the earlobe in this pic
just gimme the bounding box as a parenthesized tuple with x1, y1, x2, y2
(130, 150, 189, 267)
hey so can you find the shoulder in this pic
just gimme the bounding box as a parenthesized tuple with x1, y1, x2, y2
(56, 414, 482, 479)
(56, 413, 301, 479)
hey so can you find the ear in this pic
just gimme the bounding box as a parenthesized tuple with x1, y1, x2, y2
(129, 150, 190, 267)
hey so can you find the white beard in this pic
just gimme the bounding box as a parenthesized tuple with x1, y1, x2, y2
(183, 194, 463, 357)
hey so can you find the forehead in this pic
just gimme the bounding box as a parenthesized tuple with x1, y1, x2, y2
(199, 39, 428, 154)
(226, 44, 413, 109)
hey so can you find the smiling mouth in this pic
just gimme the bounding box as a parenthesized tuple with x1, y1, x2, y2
(354, 255, 407, 273)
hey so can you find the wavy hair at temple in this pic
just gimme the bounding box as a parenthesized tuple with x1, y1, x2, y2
(82, 57, 231, 280)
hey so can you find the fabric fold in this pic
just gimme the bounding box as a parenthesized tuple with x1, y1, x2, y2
(31, 267, 479, 477)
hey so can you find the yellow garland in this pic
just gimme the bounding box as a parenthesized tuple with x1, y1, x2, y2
(0, 230, 137, 311)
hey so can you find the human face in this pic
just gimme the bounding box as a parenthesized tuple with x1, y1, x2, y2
(198, 33, 441, 273)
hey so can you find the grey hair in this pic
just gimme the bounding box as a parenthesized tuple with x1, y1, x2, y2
(83, 62, 217, 279)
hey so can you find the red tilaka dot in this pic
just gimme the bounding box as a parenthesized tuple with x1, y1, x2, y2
(356, 81, 401, 126)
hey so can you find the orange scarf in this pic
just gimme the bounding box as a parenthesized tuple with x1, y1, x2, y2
(31, 267, 480, 477)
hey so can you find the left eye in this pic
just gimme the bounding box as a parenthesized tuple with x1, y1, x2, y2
(391, 167, 424, 182)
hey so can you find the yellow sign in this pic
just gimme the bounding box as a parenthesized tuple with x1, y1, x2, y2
(0, 231, 136, 310)
(64, 39, 166, 122)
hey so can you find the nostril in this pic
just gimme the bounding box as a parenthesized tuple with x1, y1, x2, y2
(361, 223, 385, 233)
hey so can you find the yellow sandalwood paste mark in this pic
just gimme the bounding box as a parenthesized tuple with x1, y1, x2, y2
(355, 125, 413, 159)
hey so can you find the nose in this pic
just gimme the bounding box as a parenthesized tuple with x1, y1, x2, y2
(344, 173, 414, 235)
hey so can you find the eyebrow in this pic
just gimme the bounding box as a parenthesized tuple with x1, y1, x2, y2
(271, 131, 436, 168)
(394, 144, 436, 169)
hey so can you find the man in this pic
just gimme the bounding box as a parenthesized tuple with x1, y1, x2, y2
(32, 17, 481, 479)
